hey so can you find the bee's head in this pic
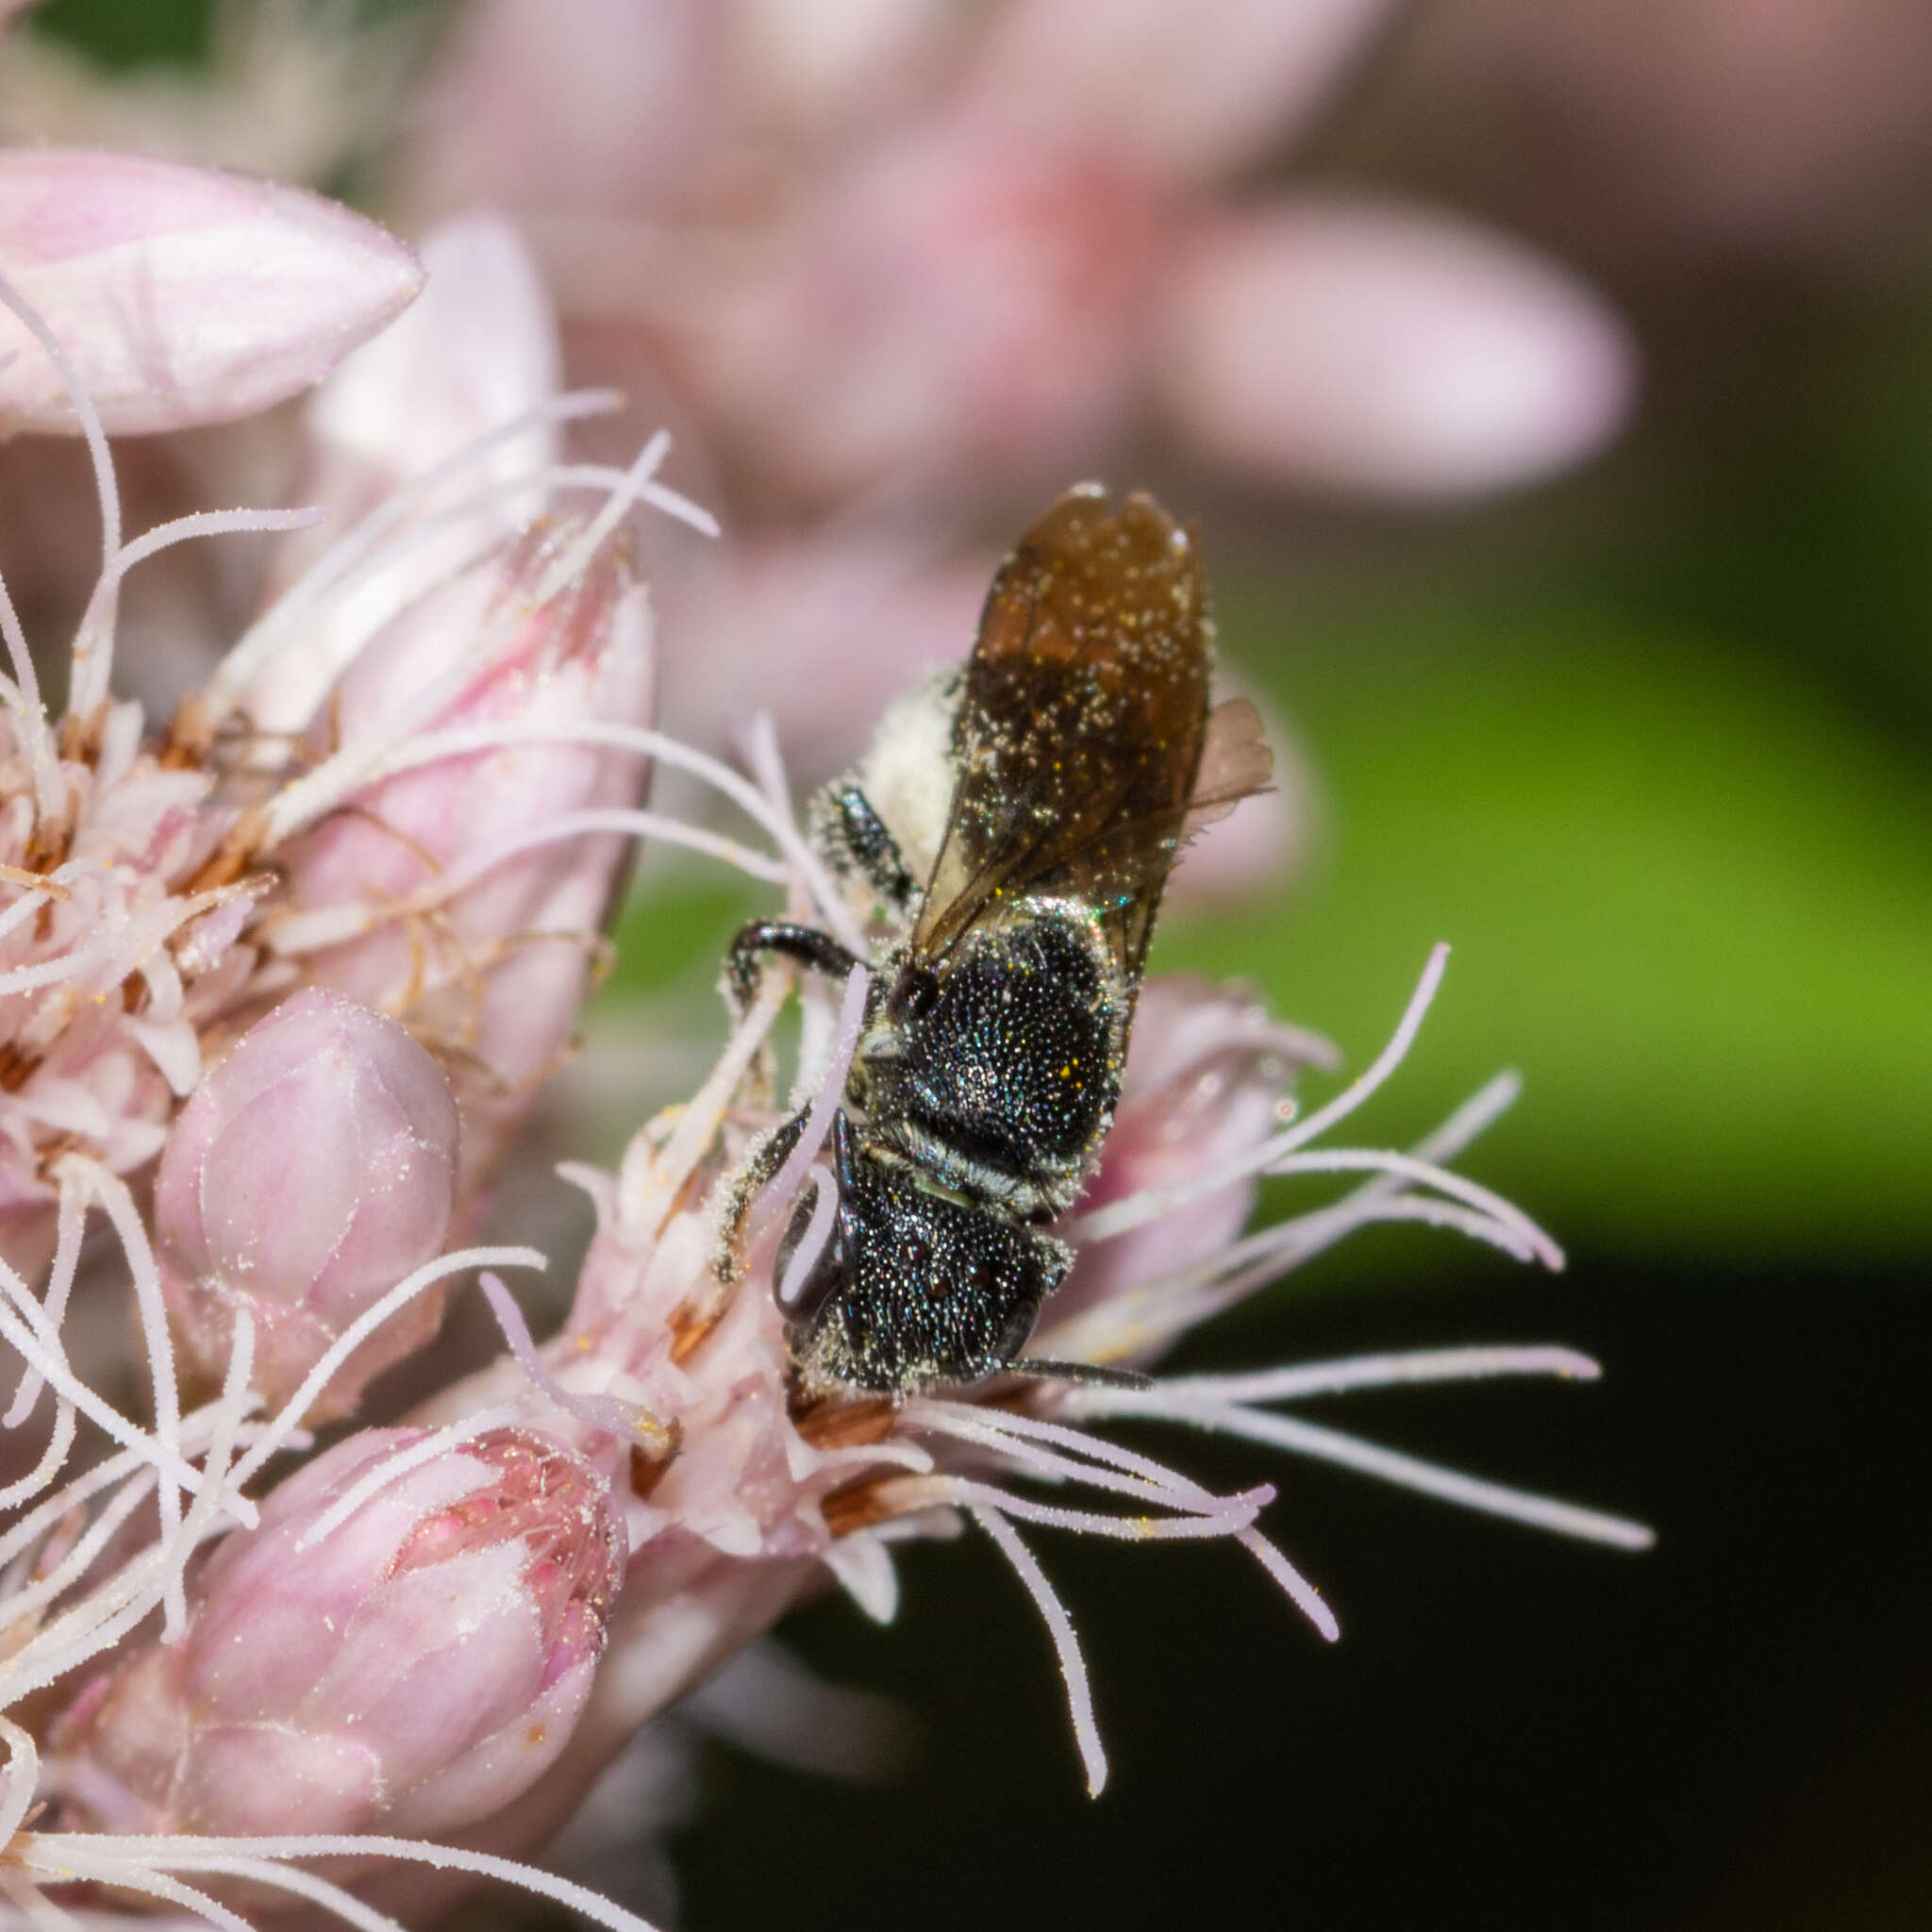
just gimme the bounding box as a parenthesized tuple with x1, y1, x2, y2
(775, 1116, 1069, 1397)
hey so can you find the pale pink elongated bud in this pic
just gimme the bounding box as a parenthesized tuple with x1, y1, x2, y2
(1154, 198, 1636, 498)
(154, 989, 459, 1420)
(46, 1425, 625, 1840)
(247, 212, 564, 738)
(0, 149, 423, 436)
(304, 209, 560, 520)
(276, 529, 653, 1193)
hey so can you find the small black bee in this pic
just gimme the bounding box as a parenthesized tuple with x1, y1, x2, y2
(722, 485, 1268, 1397)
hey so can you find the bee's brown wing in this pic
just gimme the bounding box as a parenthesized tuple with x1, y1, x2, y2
(1182, 695, 1274, 841)
(909, 486, 1215, 982)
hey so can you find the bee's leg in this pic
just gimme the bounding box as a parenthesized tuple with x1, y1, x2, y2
(723, 920, 867, 1108)
(713, 1105, 808, 1282)
(724, 920, 865, 1013)
(809, 782, 920, 924)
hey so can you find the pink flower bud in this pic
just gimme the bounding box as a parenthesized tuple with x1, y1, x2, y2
(0, 150, 424, 436)
(247, 212, 565, 736)
(47, 1426, 625, 1840)
(305, 209, 560, 520)
(1154, 199, 1636, 499)
(1041, 976, 1336, 1343)
(155, 989, 459, 1420)
(276, 529, 653, 1194)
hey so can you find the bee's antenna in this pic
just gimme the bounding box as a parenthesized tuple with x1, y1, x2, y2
(1008, 1358, 1155, 1393)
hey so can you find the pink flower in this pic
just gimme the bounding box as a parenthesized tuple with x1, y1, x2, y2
(0, 149, 423, 436)
(45, 1425, 625, 1840)
(155, 989, 460, 1420)
(0, 201, 687, 1348)
(1038, 976, 1341, 1343)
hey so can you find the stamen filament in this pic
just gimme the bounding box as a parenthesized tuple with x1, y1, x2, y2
(971, 1507, 1108, 1797)
(1066, 942, 1453, 1245)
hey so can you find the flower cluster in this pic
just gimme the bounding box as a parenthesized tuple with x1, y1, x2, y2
(0, 132, 1646, 1932)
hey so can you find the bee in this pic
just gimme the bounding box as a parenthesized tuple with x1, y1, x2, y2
(722, 485, 1269, 1397)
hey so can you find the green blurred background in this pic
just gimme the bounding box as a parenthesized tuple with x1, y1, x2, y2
(17, 1, 1932, 1926)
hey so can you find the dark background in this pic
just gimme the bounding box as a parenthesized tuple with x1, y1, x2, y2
(13, 3, 1932, 1926)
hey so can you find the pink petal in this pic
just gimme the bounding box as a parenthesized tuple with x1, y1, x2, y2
(281, 528, 654, 1193)
(303, 210, 561, 509)
(0, 149, 424, 436)
(1154, 198, 1638, 499)
(975, 0, 1396, 182)
(251, 212, 564, 725)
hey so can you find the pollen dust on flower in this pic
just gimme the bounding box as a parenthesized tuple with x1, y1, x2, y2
(627, 1420, 683, 1501)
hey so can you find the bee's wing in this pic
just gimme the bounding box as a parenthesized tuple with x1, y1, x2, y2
(1182, 694, 1274, 841)
(909, 486, 1227, 982)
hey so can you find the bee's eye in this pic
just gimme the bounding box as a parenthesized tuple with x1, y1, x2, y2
(774, 1177, 849, 1324)
(888, 962, 941, 1024)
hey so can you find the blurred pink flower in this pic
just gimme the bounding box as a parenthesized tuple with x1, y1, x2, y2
(0, 3, 1634, 906)
(406, 0, 1635, 511)
(373, 0, 1636, 905)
